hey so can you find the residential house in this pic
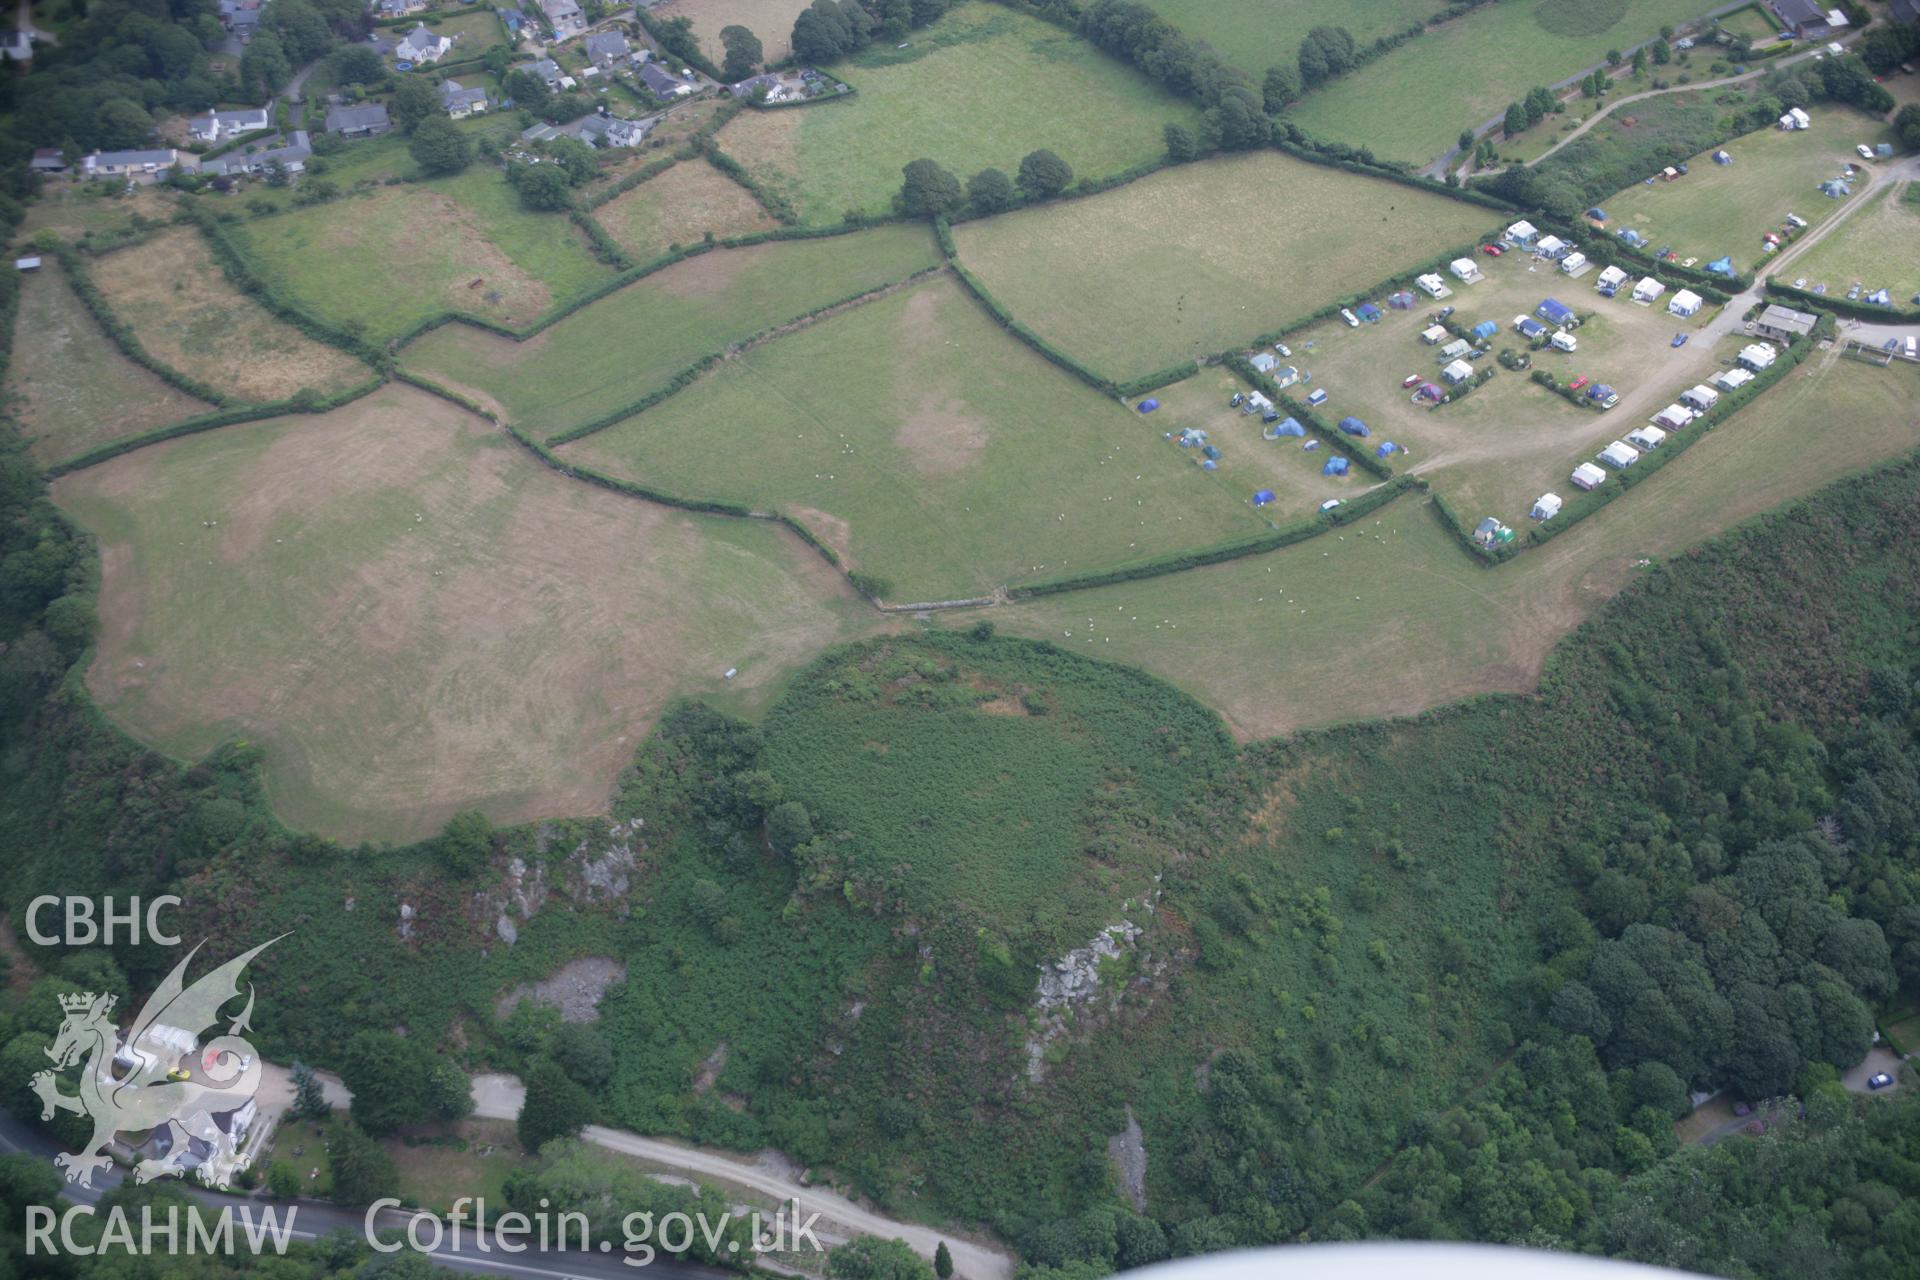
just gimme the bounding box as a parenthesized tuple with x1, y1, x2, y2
(576, 111, 652, 148)
(729, 73, 795, 103)
(1754, 303, 1816, 342)
(1767, 0, 1834, 37)
(398, 22, 453, 64)
(440, 79, 491, 118)
(373, 0, 429, 16)
(325, 102, 393, 137)
(526, 57, 567, 90)
(538, 0, 585, 38)
(188, 106, 272, 144)
(1892, 0, 1918, 23)
(206, 130, 313, 177)
(584, 30, 630, 68)
(30, 148, 65, 173)
(499, 7, 530, 35)
(81, 148, 192, 183)
(639, 62, 697, 99)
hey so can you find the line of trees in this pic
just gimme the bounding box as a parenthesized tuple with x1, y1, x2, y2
(791, 0, 958, 65)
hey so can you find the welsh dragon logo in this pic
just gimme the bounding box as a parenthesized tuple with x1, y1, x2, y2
(31, 938, 279, 1188)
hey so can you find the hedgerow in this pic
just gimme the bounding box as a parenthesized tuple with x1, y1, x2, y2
(46, 377, 386, 476)
(52, 245, 232, 408)
(1222, 354, 1393, 480)
(183, 204, 389, 366)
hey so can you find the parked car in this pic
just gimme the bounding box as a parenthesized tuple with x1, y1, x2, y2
(1481, 243, 1504, 256)
(1868, 1072, 1896, 1090)
(1568, 375, 1590, 391)
(1437, 306, 1456, 320)
(1856, 144, 1876, 159)
(1319, 499, 1342, 512)
(1671, 332, 1689, 348)
(1274, 343, 1292, 357)
(1402, 373, 1423, 387)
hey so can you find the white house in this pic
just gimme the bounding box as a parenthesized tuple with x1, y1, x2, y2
(80, 148, 190, 182)
(1599, 441, 1640, 469)
(398, 22, 452, 64)
(188, 106, 271, 143)
(1668, 289, 1703, 317)
(1680, 384, 1720, 412)
(1631, 276, 1665, 304)
(1714, 368, 1754, 393)
(1505, 219, 1539, 246)
(1531, 492, 1563, 520)
(538, 0, 585, 38)
(1738, 343, 1778, 371)
(1416, 273, 1450, 299)
(1420, 323, 1448, 344)
(1560, 251, 1588, 275)
(1550, 330, 1577, 352)
(1536, 235, 1567, 259)
(1251, 351, 1278, 373)
(1449, 257, 1483, 284)
(1595, 264, 1629, 296)
(1440, 358, 1474, 384)
(1571, 462, 1607, 490)
(576, 112, 652, 148)
(440, 79, 489, 118)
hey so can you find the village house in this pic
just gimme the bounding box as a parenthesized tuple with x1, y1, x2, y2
(526, 57, 568, 91)
(639, 62, 698, 100)
(325, 102, 393, 137)
(1767, 0, 1838, 38)
(372, 0, 429, 17)
(441, 79, 491, 119)
(30, 148, 65, 174)
(584, 30, 630, 68)
(576, 111, 653, 149)
(206, 130, 313, 178)
(729, 73, 798, 103)
(81, 148, 193, 183)
(1754, 303, 1816, 343)
(397, 22, 453, 64)
(538, 0, 585, 39)
(188, 106, 272, 144)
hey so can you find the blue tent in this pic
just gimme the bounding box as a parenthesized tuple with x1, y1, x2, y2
(1705, 256, 1735, 277)
(1712, 150, 1732, 165)
(1322, 457, 1350, 476)
(1620, 228, 1647, 247)
(1586, 207, 1608, 222)
(1264, 416, 1305, 439)
(1537, 298, 1574, 325)
(1137, 399, 1159, 413)
(1338, 416, 1370, 438)
(1356, 303, 1381, 322)
(1252, 489, 1276, 507)
(1471, 320, 1498, 340)
(1517, 317, 1547, 339)
(1202, 444, 1221, 460)
(1376, 441, 1398, 457)
(1201, 459, 1218, 471)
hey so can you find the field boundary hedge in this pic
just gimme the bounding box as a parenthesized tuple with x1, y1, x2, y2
(46, 377, 387, 476)
(184, 205, 390, 367)
(702, 138, 799, 224)
(1008, 476, 1420, 598)
(1535, 214, 1750, 298)
(1766, 279, 1920, 325)
(53, 245, 233, 409)
(935, 218, 1123, 396)
(1222, 354, 1394, 481)
(542, 263, 947, 446)
(581, 153, 680, 210)
(632, 8, 726, 83)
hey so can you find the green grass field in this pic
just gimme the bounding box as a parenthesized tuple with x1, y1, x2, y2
(399, 223, 940, 437)
(951, 151, 1495, 379)
(228, 165, 612, 341)
(1718, 3, 1787, 43)
(560, 275, 1270, 599)
(1599, 109, 1895, 266)
(7, 263, 211, 464)
(714, 2, 1203, 222)
(52, 384, 873, 842)
(1284, 0, 1724, 164)
(1788, 182, 1920, 303)
(957, 354, 1919, 739)
(423, 8, 506, 51)
(1142, 0, 1435, 81)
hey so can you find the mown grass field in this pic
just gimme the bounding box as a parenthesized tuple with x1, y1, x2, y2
(646, 0, 813, 64)
(1789, 181, 1920, 302)
(399, 223, 939, 436)
(229, 166, 611, 341)
(1284, 0, 1724, 163)
(561, 275, 1267, 599)
(1599, 108, 1895, 266)
(7, 263, 211, 464)
(91, 227, 372, 403)
(715, 2, 1203, 222)
(959, 354, 1919, 738)
(591, 158, 778, 262)
(52, 383, 874, 842)
(423, 9, 506, 52)
(951, 151, 1495, 379)
(1143, 0, 1435, 81)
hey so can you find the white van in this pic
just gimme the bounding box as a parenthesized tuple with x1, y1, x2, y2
(1906, 336, 1918, 361)
(1340, 308, 1360, 327)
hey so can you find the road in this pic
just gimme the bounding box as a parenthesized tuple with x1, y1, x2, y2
(1436, 15, 1850, 182)
(0, 1108, 727, 1280)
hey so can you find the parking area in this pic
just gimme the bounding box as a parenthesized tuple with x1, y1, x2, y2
(1251, 246, 1727, 531)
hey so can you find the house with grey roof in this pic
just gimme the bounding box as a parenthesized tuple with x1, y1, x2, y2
(30, 148, 65, 173)
(205, 131, 313, 178)
(398, 22, 452, 64)
(81, 148, 193, 183)
(189, 106, 272, 143)
(584, 30, 630, 67)
(325, 102, 393, 137)
(440, 79, 491, 119)
(525, 57, 567, 89)
(373, 0, 429, 16)
(538, 0, 584, 38)
(639, 62, 696, 100)
(1767, 0, 1835, 36)
(576, 111, 652, 149)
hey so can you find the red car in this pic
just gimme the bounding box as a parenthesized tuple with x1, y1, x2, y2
(1402, 373, 1423, 388)
(1568, 375, 1590, 391)
(1481, 243, 1504, 256)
